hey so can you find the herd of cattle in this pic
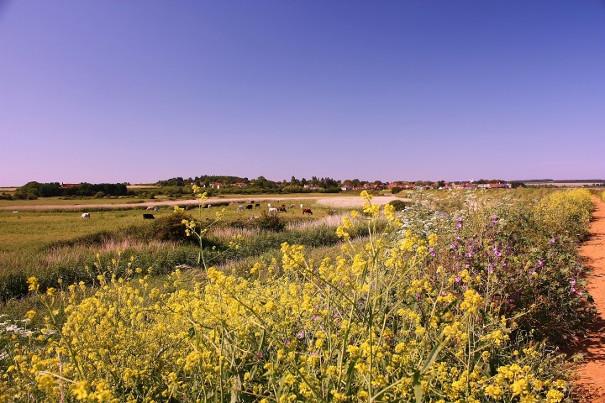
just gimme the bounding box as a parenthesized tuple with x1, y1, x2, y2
(80, 201, 313, 220)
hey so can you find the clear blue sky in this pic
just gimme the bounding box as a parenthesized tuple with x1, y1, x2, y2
(1, 0, 604, 185)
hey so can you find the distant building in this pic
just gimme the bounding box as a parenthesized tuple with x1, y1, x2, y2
(387, 181, 414, 190)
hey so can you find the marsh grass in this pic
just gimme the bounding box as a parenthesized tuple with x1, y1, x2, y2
(0, 203, 362, 303)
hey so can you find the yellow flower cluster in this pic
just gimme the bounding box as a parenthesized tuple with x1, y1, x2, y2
(536, 189, 592, 238)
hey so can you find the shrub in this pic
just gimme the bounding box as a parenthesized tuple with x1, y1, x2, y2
(388, 199, 407, 211)
(151, 212, 191, 242)
(14, 182, 129, 198)
(255, 212, 286, 232)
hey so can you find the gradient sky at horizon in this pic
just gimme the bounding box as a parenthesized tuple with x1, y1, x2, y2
(1, 0, 604, 186)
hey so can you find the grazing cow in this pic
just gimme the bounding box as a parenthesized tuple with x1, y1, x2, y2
(12, 210, 19, 214)
(246, 204, 253, 210)
(289, 204, 295, 208)
(143, 213, 155, 219)
(268, 207, 278, 214)
(237, 205, 245, 211)
(302, 208, 313, 215)
(278, 206, 287, 212)
(81, 212, 90, 219)
(146, 206, 154, 210)
(255, 203, 260, 208)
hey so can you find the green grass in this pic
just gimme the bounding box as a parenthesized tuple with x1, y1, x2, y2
(0, 200, 333, 247)
(0, 209, 169, 250)
(0, 200, 349, 304)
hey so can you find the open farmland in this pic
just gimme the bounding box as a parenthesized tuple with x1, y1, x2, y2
(1, 188, 603, 401)
(0, 197, 363, 303)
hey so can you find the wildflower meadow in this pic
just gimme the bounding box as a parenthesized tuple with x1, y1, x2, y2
(0, 189, 596, 402)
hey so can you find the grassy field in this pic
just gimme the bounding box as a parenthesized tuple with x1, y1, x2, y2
(0, 209, 166, 250)
(0, 199, 352, 304)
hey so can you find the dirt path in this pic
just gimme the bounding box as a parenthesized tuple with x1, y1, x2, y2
(0, 195, 401, 212)
(577, 196, 605, 401)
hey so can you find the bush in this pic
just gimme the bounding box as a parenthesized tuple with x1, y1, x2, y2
(390, 186, 402, 194)
(255, 212, 285, 232)
(150, 213, 191, 242)
(388, 199, 407, 211)
(14, 182, 128, 198)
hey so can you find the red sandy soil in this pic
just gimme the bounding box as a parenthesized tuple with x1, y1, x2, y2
(577, 196, 605, 401)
